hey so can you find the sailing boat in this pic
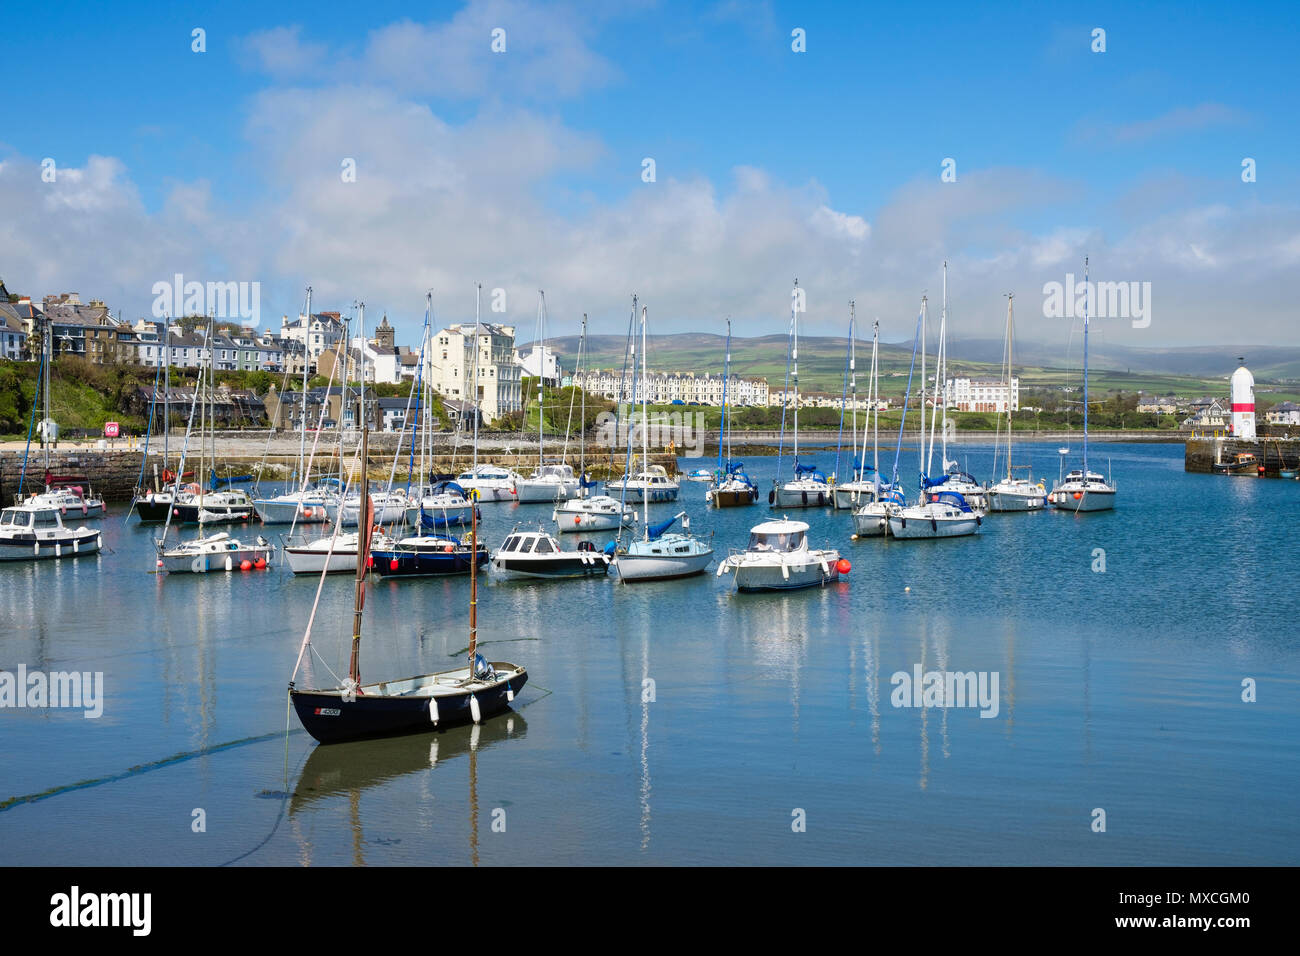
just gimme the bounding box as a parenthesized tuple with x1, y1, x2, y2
(889, 270, 981, 540)
(832, 303, 877, 509)
(611, 304, 714, 581)
(1049, 257, 1117, 512)
(986, 293, 1047, 511)
(515, 292, 579, 503)
(919, 262, 986, 511)
(851, 318, 904, 536)
(254, 287, 339, 525)
(706, 316, 758, 507)
(554, 312, 638, 532)
(771, 280, 830, 508)
(290, 426, 527, 745)
(157, 314, 274, 573)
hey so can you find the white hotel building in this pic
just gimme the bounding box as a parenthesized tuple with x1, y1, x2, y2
(574, 369, 769, 407)
(944, 377, 1020, 413)
(424, 322, 523, 423)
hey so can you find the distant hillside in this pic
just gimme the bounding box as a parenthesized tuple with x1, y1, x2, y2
(523, 332, 1282, 394)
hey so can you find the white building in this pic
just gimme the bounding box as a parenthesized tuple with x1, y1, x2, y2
(280, 311, 345, 369)
(575, 369, 768, 407)
(516, 344, 562, 386)
(426, 322, 523, 423)
(945, 377, 1019, 413)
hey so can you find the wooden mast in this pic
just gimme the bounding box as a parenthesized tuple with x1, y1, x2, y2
(348, 421, 368, 687)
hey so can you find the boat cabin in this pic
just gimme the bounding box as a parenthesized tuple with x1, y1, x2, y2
(745, 520, 810, 552)
(1, 507, 66, 531)
(498, 530, 563, 555)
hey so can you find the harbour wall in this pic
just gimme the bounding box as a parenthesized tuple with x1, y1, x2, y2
(1184, 432, 1300, 476)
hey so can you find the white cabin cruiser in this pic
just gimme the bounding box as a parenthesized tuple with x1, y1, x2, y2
(513, 462, 580, 503)
(716, 518, 842, 591)
(553, 494, 638, 533)
(25, 484, 106, 519)
(490, 528, 610, 579)
(606, 465, 679, 503)
(455, 464, 523, 502)
(157, 531, 274, 574)
(1049, 470, 1116, 512)
(0, 505, 102, 562)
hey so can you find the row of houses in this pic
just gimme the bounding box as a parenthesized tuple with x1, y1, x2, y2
(574, 369, 770, 406)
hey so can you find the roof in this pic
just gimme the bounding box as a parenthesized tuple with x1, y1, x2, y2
(750, 519, 810, 534)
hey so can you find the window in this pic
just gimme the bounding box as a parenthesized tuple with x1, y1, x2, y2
(533, 537, 554, 554)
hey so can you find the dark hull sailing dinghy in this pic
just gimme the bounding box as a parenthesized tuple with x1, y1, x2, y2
(290, 427, 526, 745)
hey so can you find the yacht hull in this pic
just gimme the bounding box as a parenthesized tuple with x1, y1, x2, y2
(0, 529, 102, 562)
(614, 549, 713, 581)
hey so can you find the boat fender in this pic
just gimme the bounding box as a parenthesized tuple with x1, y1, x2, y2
(781, 562, 790, 580)
(82, 502, 88, 515)
(716, 561, 728, 576)
(60, 506, 66, 516)
(931, 518, 938, 532)
(900, 517, 907, 529)
(817, 492, 824, 506)
(225, 555, 233, 571)
(506, 684, 514, 703)
(818, 558, 829, 576)
(975, 515, 982, 526)
(768, 489, 775, 504)
(429, 696, 440, 724)
(575, 515, 582, 525)
(191, 556, 205, 573)
(55, 543, 62, 557)
(469, 695, 482, 724)
(801, 491, 808, 505)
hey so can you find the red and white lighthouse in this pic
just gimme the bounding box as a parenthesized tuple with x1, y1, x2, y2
(1230, 359, 1256, 440)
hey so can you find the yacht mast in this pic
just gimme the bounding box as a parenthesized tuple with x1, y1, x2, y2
(1004, 293, 1014, 481)
(299, 286, 312, 486)
(641, 305, 650, 539)
(472, 283, 481, 470)
(849, 302, 858, 479)
(1082, 257, 1091, 475)
(792, 279, 800, 465)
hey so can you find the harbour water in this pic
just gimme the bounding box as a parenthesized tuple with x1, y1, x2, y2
(2, 441, 1297, 865)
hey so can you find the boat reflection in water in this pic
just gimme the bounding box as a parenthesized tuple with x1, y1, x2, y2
(290, 714, 527, 866)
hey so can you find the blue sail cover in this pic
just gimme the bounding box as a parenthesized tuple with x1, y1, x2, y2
(579, 474, 598, 489)
(880, 487, 907, 505)
(209, 468, 254, 491)
(646, 515, 678, 540)
(920, 473, 950, 489)
(794, 463, 827, 482)
(726, 461, 756, 488)
(421, 507, 478, 529)
(431, 480, 467, 498)
(931, 491, 973, 512)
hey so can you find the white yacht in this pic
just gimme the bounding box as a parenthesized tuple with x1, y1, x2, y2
(514, 462, 580, 503)
(253, 480, 341, 524)
(851, 486, 905, 538)
(606, 464, 680, 503)
(888, 491, 981, 539)
(1049, 258, 1117, 513)
(986, 293, 1046, 512)
(716, 518, 841, 591)
(554, 494, 638, 532)
(773, 464, 832, 508)
(455, 464, 522, 502)
(0, 504, 102, 562)
(157, 531, 274, 574)
(614, 512, 713, 581)
(326, 488, 414, 527)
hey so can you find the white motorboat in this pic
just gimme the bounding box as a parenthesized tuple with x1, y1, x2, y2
(514, 462, 580, 503)
(716, 518, 842, 591)
(888, 491, 981, 539)
(606, 464, 680, 503)
(455, 464, 522, 502)
(157, 531, 274, 574)
(554, 494, 638, 532)
(1050, 258, 1117, 513)
(851, 487, 905, 537)
(0, 504, 102, 562)
(490, 528, 610, 579)
(685, 469, 714, 483)
(1049, 470, 1117, 512)
(25, 482, 106, 519)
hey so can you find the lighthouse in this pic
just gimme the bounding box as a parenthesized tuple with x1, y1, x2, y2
(1230, 358, 1256, 440)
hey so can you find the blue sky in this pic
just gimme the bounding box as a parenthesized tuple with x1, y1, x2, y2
(2, 0, 1296, 347)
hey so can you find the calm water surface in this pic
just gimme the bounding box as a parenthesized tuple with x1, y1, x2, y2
(2, 442, 1297, 865)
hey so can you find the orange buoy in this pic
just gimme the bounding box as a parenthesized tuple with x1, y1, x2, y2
(389, 558, 399, 571)
(156, 559, 164, 568)
(366, 556, 374, 569)
(173, 508, 180, 516)
(1073, 491, 1082, 500)
(240, 559, 252, 571)
(303, 507, 313, 518)
(574, 516, 582, 525)
(254, 557, 267, 569)
(443, 544, 454, 553)
(836, 558, 851, 574)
